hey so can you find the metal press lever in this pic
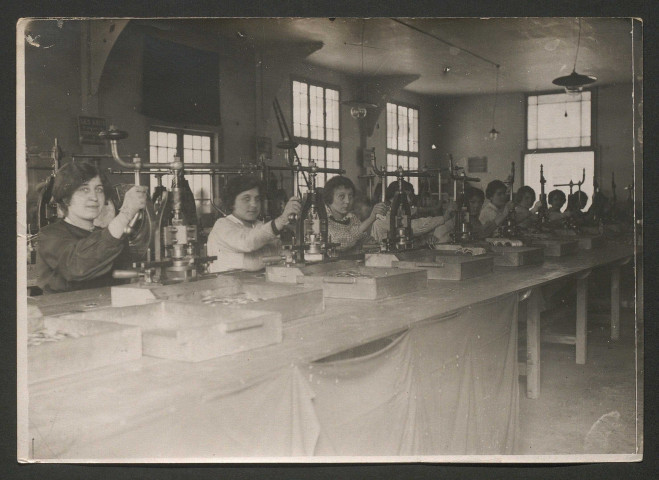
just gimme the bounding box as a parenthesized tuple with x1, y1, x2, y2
(99, 126, 142, 235)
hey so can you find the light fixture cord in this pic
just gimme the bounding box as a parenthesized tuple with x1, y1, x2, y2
(492, 65, 500, 128)
(573, 18, 582, 72)
(361, 19, 365, 75)
(360, 19, 367, 102)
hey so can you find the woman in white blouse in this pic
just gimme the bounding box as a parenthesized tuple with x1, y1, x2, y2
(207, 176, 301, 272)
(479, 180, 515, 237)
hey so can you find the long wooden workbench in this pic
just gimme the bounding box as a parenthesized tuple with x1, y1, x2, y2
(22, 242, 634, 460)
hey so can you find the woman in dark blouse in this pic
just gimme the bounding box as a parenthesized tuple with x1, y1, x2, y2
(36, 161, 147, 294)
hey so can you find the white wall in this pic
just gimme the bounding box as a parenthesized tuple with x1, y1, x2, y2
(596, 83, 635, 198)
(429, 86, 635, 200)
(430, 92, 526, 193)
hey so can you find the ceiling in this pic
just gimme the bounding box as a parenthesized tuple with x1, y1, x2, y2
(134, 17, 635, 96)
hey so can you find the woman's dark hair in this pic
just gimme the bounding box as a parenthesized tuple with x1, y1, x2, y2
(515, 185, 536, 204)
(323, 175, 356, 205)
(548, 189, 566, 205)
(465, 187, 485, 202)
(567, 191, 589, 211)
(52, 161, 113, 216)
(485, 180, 507, 199)
(221, 175, 264, 212)
(385, 179, 414, 202)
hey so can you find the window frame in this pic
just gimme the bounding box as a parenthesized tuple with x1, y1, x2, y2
(147, 125, 217, 208)
(521, 88, 598, 190)
(385, 100, 420, 191)
(290, 76, 342, 191)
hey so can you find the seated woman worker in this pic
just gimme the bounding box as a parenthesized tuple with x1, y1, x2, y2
(566, 191, 589, 215)
(465, 186, 486, 239)
(547, 189, 568, 223)
(371, 180, 452, 243)
(324, 175, 387, 254)
(563, 190, 590, 227)
(478, 179, 515, 237)
(513, 185, 543, 228)
(431, 187, 478, 243)
(36, 161, 147, 294)
(207, 175, 301, 272)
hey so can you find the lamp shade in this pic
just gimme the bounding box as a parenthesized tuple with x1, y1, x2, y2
(342, 99, 378, 119)
(343, 20, 378, 119)
(552, 19, 597, 95)
(342, 99, 378, 109)
(552, 70, 597, 94)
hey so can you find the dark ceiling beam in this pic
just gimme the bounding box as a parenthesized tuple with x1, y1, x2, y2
(390, 18, 500, 69)
(256, 41, 325, 134)
(356, 74, 421, 137)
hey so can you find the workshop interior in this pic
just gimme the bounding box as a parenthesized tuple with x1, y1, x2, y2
(18, 18, 642, 461)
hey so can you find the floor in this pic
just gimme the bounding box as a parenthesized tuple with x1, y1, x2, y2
(516, 267, 641, 455)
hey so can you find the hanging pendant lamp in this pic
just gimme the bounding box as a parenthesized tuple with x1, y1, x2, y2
(489, 64, 500, 140)
(342, 19, 378, 119)
(552, 18, 597, 95)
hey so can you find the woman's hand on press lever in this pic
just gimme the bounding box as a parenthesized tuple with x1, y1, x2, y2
(275, 196, 302, 230)
(368, 202, 388, 223)
(120, 185, 148, 218)
(494, 201, 515, 227)
(109, 186, 148, 238)
(504, 200, 516, 214)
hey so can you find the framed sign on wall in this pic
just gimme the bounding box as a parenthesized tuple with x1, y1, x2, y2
(468, 156, 488, 173)
(78, 116, 107, 145)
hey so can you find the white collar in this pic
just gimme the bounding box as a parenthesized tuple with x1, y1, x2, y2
(226, 214, 260, 228)
(484, 199, 503, 212)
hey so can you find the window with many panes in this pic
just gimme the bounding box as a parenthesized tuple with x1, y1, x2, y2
(292, 79, 340, 192)
(149, 128, 214, 213)
(523, 91, 595, 210)
(527, 91, 592, 149)
(386, 102, 419, 192)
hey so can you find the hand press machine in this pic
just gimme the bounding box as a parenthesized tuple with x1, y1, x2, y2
(364, 154, 495, 280)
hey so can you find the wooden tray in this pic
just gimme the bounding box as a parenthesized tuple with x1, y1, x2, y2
(576, 235, 605, 250)
(401, 254, 494, 280)
(266, 259, 362, 284)
(431, 244, 489, 256)
(366, 251, 494, 281)
(294, 263, 428, 300)
(28, 316, 142, 384)
(28, 287, 112, 317)
(111, 275, 240, 307)
(168, 281, 324, 322)
(54, 301, 282, 362)
(490, 245, 545, 267)
(530, 238, 579, 257)
(553, 231, 606, 250)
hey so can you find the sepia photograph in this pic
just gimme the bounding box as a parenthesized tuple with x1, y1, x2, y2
(16, 16, 642, 463)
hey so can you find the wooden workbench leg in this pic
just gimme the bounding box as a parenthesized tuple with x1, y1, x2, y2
(523, 288, 541, 399)
(610, 258, 631, 341)
(611, 265, 621, 341)
(576, 270, 592, 365)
